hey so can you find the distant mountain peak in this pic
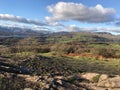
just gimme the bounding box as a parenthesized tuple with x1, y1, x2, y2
(0, 26, 51, 37)
(95, 32, 112, 35)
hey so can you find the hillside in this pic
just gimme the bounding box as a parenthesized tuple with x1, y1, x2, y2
(0, 32, 120, 90)
(47, 32, 120, 43)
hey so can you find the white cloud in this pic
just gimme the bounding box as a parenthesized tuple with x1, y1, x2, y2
(0, 20, 50, 31)
(99, 27, 120, 32)
(62, 24, 120, 33)
(0, 14, 47, 26)
(67, 25, 81, 31)
(64, 25, 97, 32)
(48, 22, 59, 26)
(46, 2, 116, 23)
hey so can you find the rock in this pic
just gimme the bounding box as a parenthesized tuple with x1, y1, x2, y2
(39, 82, 50, 89)
(57, 86, 65, 90)
(99, 74, 108, 82)
(23, 75, 39, 83)
(97, 76, 120, 88)
(0, 73, 4, 78)
(56, 79, 63, 85)
(39, 82, 46, 87)
(11, 73, 120, 90)
(88, 86, 108, 90)
(47, 77, 54, 82)
(97, 80, 111, 88)
(81, 73, 100, 82)
(53, 79, 63, 86)
(45, 84, 50, 89)
(43, 75, 48, 80)
(4, 73, 13, 78)
(24, 88, 33, 90)
(54, 76, 64, 79)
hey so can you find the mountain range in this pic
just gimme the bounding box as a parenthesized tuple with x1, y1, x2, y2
(0, 26, 51, 37)
(0, 26, 120, 41)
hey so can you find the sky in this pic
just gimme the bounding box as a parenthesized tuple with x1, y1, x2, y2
(0, 0, 120, 34)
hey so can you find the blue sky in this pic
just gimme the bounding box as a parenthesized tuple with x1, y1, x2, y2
(0, 0, 120, 33)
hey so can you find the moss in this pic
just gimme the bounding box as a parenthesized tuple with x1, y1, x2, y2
(92, 75, 101, 83)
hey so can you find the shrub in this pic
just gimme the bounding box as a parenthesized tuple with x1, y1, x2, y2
(34, 47, 50, 53)
(97, 48, 117, 58)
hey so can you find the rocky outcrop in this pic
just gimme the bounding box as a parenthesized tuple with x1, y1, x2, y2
(18, 73, 120, 90)
(81, 73, 120, 90)
(97, 75, 120, 88)
(81, 72, 100, 82)
(1, 72, 120, 90)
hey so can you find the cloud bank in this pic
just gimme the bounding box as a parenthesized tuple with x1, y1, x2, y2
(0, 14, 46, 26)
(46, 2, 116, 23)
(64, 25, 120, 33)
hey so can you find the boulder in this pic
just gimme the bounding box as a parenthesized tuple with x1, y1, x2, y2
(81, 73, 100, 82)
(97, 76, 120, 88)
(98, 74, 108, 82)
